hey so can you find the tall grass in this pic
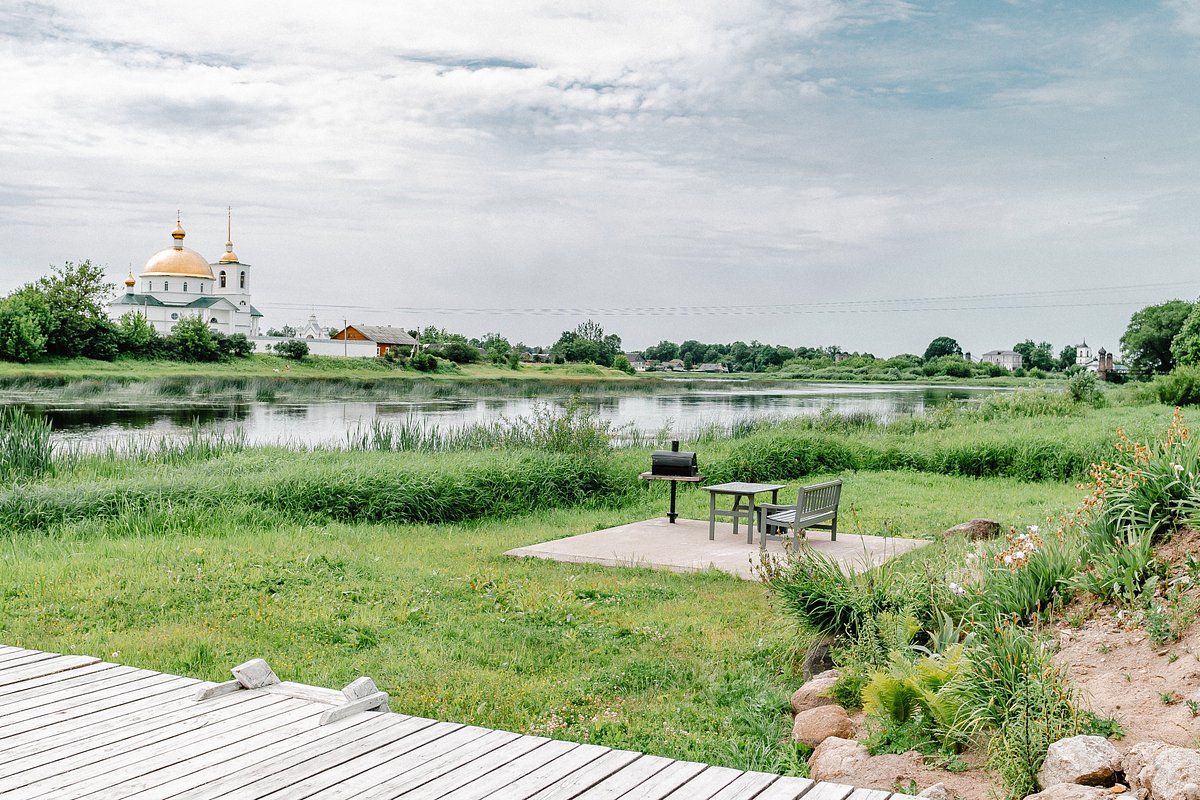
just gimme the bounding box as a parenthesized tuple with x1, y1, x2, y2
(0, 406, 54, 482)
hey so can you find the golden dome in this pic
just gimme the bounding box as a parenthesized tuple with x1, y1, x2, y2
(124, 271, 136, 288)
(140, 215, 214, 279)
(219, 240, 240, 263)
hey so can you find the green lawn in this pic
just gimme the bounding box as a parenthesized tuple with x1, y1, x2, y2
(0, 469, 1080, 773)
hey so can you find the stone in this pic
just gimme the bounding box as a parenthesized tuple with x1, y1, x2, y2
(918, 783, 948, 800)
(231, 658, 279, 689)
(1038, 735, 1123, 788)
(1025, 785, 1133, 800)
(807, 736, 869, 782)
(791, 704, 854, 748)
(790, 669, 840, 715)
(942, 519, 1001, 541)
(1123, 742, 1200, 800)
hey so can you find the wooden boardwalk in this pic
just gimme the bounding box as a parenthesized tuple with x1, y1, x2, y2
(0, 645, 916, 800)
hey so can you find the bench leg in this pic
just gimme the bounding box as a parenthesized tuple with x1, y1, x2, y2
(830, 514, 837, 542)
(708, 493, 716, 540)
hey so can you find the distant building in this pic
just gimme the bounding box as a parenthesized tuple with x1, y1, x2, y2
(330, 325, 419, 357)
(695, 362, 728, 373)
(108, 211, 262, 337)
(300, 314, 326, 339)
(980, 350, 1021, 371)
(625, 352, 647, 372)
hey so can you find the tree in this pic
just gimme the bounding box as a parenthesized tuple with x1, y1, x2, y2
(168, 316, 221, 362)
(551, 320, 621, 367)
(273, 339, 309, 360)
(0, 289, 50, 363)
(642, 341, 679, 362)
(1121, 300, 1193, 376)
(1057, 345, 1078, 372)
(923, 336, 962, 361)
(1171, 304, 1200, 368)
(36, 260, 114, 357)
(480, 333, 512, 365)
(266, 325, 297, 338)
(612, 354, 634, 374)
(116, 312, 159, 357)
(1013, 340, 1055, 371)
(222, 333, 254, 358)
(438, 341, 479, 364)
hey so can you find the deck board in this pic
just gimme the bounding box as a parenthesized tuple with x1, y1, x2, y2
(0, 646, 913, 800)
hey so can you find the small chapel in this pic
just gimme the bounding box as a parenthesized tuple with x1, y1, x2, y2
(108, 211, 262, 337)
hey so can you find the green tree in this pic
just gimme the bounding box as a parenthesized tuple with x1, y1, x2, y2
(0, 290, 50, 363)
(168, 316, 221, 362)
(36, 260, 114, 357)
(1013, 340, 1055, 371)
(612, 354, 634, 374)
(116, 312, 159, 357)
(922, 336, 962, 361)
(551, 320, 621, 367)
(273, 339, 309, 360)
(266, 325, 298, 338)
(1121, 300, 1193, 376)
(1170, 304, 1200, 368)
(1057, 345, 1078, 372)
(480, 333, 512, 365)
(438, 340, 479, 364)
(642, 341, 679, 362)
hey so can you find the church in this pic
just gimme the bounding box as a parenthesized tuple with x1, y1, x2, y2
(108, 212, 262, 337)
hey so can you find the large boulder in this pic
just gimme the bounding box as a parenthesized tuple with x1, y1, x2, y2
(1025, 786, 1132, 800)
(791, 705, 854, 748)
(790, 669, 840, 715)
(1038, 735, 1123, 788)
(942, 519, 1001, 541)
(808, 736, 869, 782)
(1124, 742, 1200, 800)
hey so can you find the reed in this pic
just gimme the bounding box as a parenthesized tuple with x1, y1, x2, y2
(0, 406, 54, 482)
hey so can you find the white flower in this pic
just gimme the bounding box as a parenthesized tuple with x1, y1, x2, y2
(1012, 550, 1026, 561)
(1173, 463, 1184, 473)
(1003, 554, 1014, 565)
(1027, 525, 1040, 535)
(948, 582, 967, 596)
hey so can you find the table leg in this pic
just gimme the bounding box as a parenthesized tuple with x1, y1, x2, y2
(708, 492, 716, 540)
(668, 480, 678, 524)
(747, 495, 756, 544)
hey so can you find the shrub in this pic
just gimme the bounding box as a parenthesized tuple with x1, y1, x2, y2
(1154, 367, 1200, 406)
(168, 316, 221, 362)
(1066, 371, 1105, 408)
(435, 341, 480, 364)
(273, 339, 309, 360)
(410, 351, 437, 372)
(613, 354, 635, 375)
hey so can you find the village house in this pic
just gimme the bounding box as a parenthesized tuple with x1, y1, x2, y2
(330, 325, 420, 357)
(980, 349, 1021, 371)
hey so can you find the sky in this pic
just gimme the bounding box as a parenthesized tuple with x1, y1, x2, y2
(2, 1, 1200, 357)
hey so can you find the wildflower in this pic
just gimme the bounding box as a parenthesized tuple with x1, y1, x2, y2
(1027, 525, 1040, 535)
(1003, 554, 1014, 566)
(1173, 463, 1184, 473)
(1012, 550, 1026, 561)
(948, 582, 966, 596)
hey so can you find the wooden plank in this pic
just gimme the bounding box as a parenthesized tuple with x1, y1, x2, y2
(845, 790, 892, 800)
(801, 783, 856, 800)
(660, 765, 744, 800)
(751, 776, 819, 800)
(0, 666, 149, 720)
(429, 738, 585, 800)
(0, 689, 273, 788)
(0, 662, 126, 704)
(0, 654, 101, 688)
(260, 723, 503, 800)
(115, 711, 390, 800)
(166, 714, 448, 800)
(533, 753, 674, 800)
(706, 771, 781, 800)
(0, 650, 52, 667)
(29, 696, 314, 798)
(363, 732, 549, 800)
(579, 758, 707, 800)
(0, 681, 227, 761)
(0, 673, 192, 744)
(520, 749, 646, 800)
(74, 700, 338, 798)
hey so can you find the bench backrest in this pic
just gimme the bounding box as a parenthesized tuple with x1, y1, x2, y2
(797, 479, 842, 514)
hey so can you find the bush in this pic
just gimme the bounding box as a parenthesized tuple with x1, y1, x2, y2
(436, 341, 480, 364)
(168, 316, 221, 362)
(273, 339, 309, 360)
(1066, 371, 1105, 408)
(612, 354, 635, 375)
(410, 351, 437, 372)
(1154, 366, 1200, 406)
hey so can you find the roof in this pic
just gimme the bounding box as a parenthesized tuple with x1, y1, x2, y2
(981, 350, 1019, 357)
(349, 325, 418, 346)
(113, 294, 256, 315)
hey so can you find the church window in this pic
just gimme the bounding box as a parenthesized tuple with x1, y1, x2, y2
(200, 283, 204, 293)
(164, 281, 169, 291)
(210, 317, 218, 324)
(239, 271, 246, 289)
(219, 271, 226, 288)
(170, 313, 179, 320)
(183, 282, 188, 292)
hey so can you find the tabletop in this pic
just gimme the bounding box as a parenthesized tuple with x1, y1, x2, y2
(702, 482, 785, 494)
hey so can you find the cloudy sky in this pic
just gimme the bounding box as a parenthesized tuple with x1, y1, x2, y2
(3, 1, 1200, 356)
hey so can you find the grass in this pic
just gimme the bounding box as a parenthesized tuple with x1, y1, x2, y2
(0, 461, 1080, 772)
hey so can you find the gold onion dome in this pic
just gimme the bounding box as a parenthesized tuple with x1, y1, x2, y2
(140, 214, 215, 279)
(124, 271, 136, 288)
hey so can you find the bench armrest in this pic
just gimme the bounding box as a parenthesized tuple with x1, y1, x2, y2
(756, 503, 791, 513)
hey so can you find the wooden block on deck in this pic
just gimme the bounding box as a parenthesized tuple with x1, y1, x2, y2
(231, 658, 279, 689)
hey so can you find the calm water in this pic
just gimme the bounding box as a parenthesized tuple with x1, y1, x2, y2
(10, 382, 1003, 450)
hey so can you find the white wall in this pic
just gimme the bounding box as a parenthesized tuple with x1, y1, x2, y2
(251, 336, 377, 358)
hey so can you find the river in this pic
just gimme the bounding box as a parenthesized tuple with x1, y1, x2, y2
(4, 380, 1004, 450)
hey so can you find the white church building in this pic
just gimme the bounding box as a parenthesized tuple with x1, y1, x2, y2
(108, 213, 262, 337)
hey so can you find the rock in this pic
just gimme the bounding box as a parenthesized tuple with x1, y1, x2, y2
(1124, 742, 1200, 800)
(808, 736, 868, 782)
(942, 519, 1001, 541)
(1025, 785, 1134, 800)
(917, 782, 948, 800)
(791, 705, 854, 748)
(790, 669, 840, 715)
(1038, 735, 1123, 788)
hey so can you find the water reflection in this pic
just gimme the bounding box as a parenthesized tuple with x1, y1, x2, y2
(14, 382, 1001, 450)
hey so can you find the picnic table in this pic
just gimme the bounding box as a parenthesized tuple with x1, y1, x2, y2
(702, 482, 785, 543)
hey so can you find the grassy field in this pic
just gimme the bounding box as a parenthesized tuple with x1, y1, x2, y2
(0, 471, 1079, 773)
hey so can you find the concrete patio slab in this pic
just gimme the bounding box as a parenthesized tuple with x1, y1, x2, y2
(505, 517, 930, 580)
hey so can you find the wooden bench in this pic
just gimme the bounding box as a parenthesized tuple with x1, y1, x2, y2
(757, 478, 842, 547)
